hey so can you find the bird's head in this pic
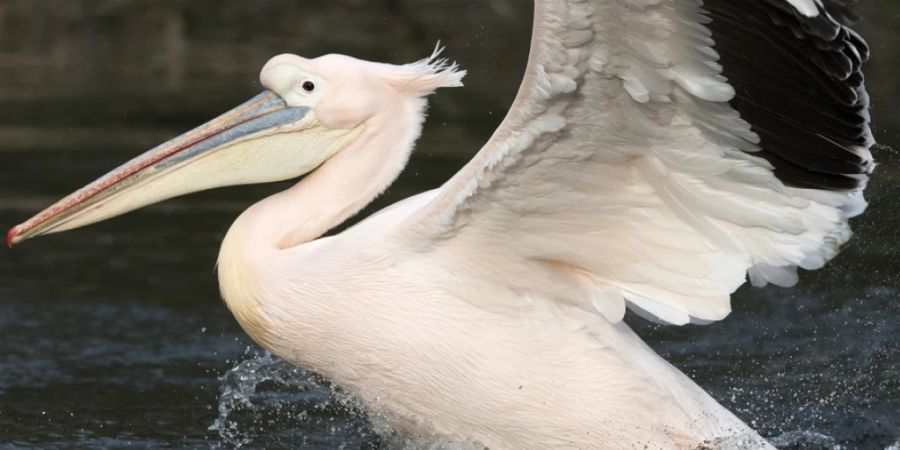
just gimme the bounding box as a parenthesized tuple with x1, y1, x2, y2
(7, 50, 464, 247)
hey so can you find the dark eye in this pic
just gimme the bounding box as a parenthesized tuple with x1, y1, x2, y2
(301, 80, 316, 93)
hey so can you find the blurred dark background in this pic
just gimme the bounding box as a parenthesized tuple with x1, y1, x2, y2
(0, 1, 897, 448)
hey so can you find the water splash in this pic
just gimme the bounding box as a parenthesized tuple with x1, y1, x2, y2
(209, 351, 485, 449)
(209, 350, 379, 448)
(769, 430, 844, 449)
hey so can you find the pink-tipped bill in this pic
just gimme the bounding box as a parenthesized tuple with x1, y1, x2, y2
(7, 90, 312, 246)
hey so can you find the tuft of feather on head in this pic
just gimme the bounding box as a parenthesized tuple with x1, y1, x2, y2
(381, 45, 466, 97)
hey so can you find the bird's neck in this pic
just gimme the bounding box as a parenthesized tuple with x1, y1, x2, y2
(216, 98, 426, 347)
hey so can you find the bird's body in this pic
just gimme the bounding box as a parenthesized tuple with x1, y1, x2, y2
(9, 0, 874, 448)
(220, 188, 764, 448)
(210, 98, 771, 446)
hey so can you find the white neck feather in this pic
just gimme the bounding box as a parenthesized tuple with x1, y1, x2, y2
(216, 97, 426, 347)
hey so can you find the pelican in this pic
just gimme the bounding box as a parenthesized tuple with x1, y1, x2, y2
(8, 0, 873, 448)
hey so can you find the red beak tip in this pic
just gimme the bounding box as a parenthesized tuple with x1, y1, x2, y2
(6, 226, 18, 248)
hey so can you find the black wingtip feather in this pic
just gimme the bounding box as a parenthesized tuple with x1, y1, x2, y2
(703, 0, 872, 192)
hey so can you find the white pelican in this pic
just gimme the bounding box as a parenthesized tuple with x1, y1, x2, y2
(8, 0, 873, 448)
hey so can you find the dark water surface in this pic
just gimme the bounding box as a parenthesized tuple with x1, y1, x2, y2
(1, 1, 898, 449)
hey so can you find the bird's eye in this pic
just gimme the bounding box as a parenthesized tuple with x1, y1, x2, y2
(301, 80, 316, 93)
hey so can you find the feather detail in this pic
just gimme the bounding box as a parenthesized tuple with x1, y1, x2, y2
(382, 44, 467, 97)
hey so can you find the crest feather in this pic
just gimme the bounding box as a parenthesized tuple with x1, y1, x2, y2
(383, 45, 466, 96)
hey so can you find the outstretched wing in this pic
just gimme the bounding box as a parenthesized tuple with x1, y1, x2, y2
(400, 0, 873, 325)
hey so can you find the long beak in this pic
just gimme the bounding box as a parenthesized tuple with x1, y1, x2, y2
(7, 91, 351, 247)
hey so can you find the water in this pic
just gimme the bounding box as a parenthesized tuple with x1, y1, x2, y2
(1, 1, 898, 449)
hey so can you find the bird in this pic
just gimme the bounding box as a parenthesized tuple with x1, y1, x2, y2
(7, 0, 873, 448)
